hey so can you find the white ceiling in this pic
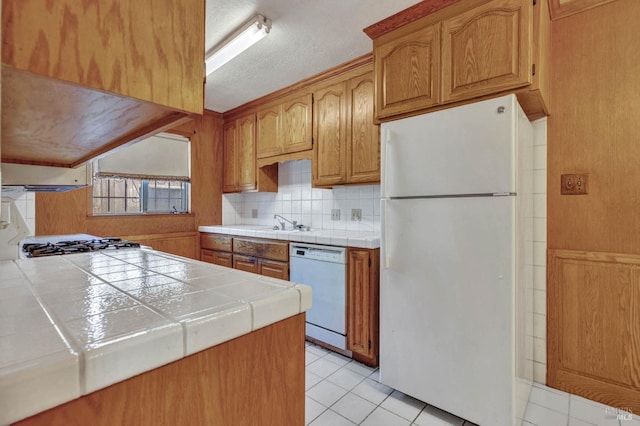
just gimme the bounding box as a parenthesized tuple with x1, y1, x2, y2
(204, 0, 420, 113)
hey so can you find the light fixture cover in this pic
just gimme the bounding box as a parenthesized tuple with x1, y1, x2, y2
(205, 14, 272, 75)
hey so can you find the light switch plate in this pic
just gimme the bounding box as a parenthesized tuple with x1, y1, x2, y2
(351, 209, 362, 221)
(251, 209, 258, 218)
(331, 209, 340, 221)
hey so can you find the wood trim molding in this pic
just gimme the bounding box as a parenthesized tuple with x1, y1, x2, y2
(548, 0, 618, 20)
(363, 0, 461, 39)
(548, 249, 640, 412)
(223, 53, 373, 120)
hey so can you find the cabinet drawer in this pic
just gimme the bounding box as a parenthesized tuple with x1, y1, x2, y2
(259, 259, 289, 281)
(200, 233, 233, 252)
(233, 237, 289, 262)
(201, 249, 234, 268)
(233, 254, 259, 274)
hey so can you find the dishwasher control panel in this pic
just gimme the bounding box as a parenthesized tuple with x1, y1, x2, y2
(289, 243, 346, 264)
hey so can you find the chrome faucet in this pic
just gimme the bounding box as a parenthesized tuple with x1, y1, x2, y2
(273, 214, 297, 230)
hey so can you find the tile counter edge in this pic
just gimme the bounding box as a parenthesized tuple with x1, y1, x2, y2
(0, 250, 311, 425)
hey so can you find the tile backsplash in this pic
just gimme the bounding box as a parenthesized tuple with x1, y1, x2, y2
(222, 160, 381, 232)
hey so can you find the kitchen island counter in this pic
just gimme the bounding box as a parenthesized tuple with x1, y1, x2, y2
(0, 249, 311, 425)
(199, 224, 381, 248)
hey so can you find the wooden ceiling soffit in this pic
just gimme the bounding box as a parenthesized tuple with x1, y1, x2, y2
(363, 0, 462, 39)
(2, 66, 191, 168)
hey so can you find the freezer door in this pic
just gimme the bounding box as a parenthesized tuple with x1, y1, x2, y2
(381, 94, 519, 198)
(380, 197, 515, 426)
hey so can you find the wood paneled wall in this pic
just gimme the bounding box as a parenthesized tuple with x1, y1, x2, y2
(548, 0, 640, 409)
(35, 111, 224, 259)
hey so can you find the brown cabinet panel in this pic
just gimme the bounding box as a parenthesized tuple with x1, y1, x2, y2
(237, 113, 256, 191)
(281, 93, 313, 154)
(347, 73, 380, 184)
(259, 259, 289, 280)
(313, 82, 348, 187)
(548, 250, 640, 412)
(375, 23, 441, 118)
(233, 237, 289, 262)
(313, 69, 380, 187)
(222, 121, 238, 193)
(256, 105, 281, 158)
(200, 233, 233, 252)
(347, 248, 380, 366)
(442, 0, 532, 103)
(233, 254, 259, 274)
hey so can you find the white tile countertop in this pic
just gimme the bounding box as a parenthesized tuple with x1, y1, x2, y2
(0, 248, 311, 425)
(198, 225, 381, 249)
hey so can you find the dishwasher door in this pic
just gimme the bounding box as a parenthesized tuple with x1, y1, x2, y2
(290, 243, 347, 349)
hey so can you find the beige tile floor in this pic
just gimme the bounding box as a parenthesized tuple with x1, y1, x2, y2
(304, 342, 639, 426)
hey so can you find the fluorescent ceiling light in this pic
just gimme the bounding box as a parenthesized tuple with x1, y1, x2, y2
(205, 14, 272, 75)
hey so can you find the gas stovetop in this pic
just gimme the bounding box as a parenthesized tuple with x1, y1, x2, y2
(22, 238, 141, 258)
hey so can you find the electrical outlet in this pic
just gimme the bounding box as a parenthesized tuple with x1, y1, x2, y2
(561, 174, 588, 195)
(331, 209, 340, 221)
(351, 208, 362, 221)
(251, 209, 258, 218)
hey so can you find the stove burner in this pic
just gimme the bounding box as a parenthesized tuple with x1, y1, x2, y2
(22, 238, 141, 258)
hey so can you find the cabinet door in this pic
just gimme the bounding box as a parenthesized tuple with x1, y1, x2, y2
(212, 251, 233, 268)
(442, 0, 532, 103)
(313, 82, 348, 187)
(201, 249, 215, 264)
(256, 105, 281, 158)
(347, 248, 379, 366)
(222, 121, 238, 193)
(375, 22, 441, 119)
(259, 259, 289, 281)
(237, 113, 256, 191)
(347, 73, 380, 184)
(233, 254, 259, 274)
(281, 93, 313, 154)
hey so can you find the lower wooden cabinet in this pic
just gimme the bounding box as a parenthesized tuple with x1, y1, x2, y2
(347, 248, 380, 366)
(200, 233, 234, 268)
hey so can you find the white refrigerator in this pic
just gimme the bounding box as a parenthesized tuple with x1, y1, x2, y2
(380, 94, 534, 426)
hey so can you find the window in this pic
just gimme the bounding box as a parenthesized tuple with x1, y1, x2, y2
(92, 178, 189, 215)
(91, 132, 191, 215)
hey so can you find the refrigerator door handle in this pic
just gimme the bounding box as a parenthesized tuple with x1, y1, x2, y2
(382, 199, 390, 269)
(382, 128, 392, 199)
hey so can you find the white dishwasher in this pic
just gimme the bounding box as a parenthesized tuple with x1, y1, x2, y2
(290, 243, 347, 350)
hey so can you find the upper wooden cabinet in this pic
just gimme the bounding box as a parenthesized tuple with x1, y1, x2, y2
(442, 0, 531, 103)
(370, 0, 550, 121)
(281, 93, 313, 154)
(375, 23, 441, 118)
(256, 93, 313, 159)
(256, 105, 281, 159)
(313, 70, 380, 187)
(1, 0, 204, 167)
(223, 113, 278, 193)
(347, 73, 380, 184)
(313, 81, 348, 187)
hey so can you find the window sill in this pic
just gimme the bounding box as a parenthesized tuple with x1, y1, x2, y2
(87, 213, 195, 219)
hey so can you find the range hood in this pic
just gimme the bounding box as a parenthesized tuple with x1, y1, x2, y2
(1, 163, 91, 192)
